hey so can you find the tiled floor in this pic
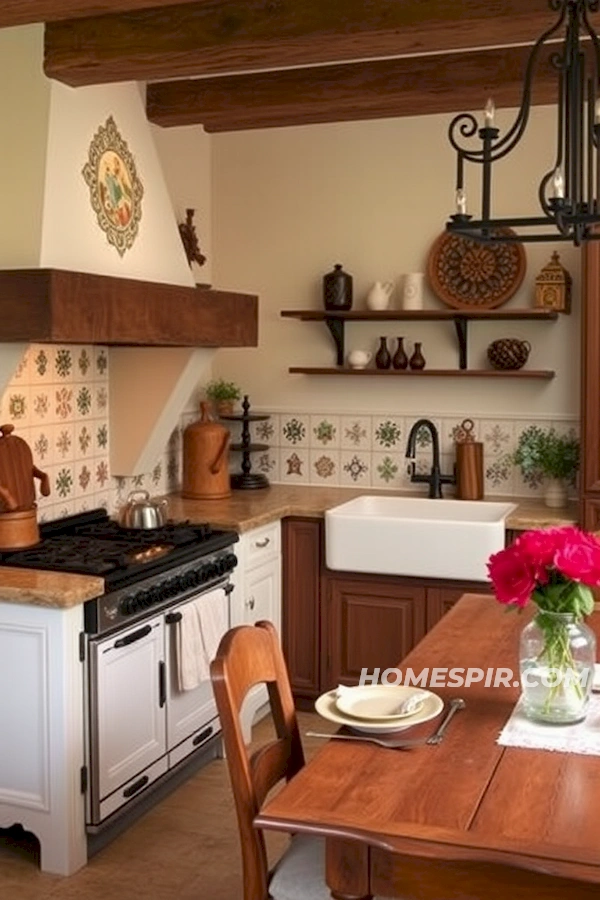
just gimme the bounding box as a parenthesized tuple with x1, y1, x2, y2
(0, 712, 334, 900)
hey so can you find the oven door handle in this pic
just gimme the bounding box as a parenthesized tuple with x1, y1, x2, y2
(165, 611, 182, 625)
(158, 660, 166, 708)
(113, 624, 152, 648)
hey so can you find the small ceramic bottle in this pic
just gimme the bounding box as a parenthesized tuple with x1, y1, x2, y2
(392, 337, 408, 370)
(409, 342, 426, 370)
(375, 337, 392, 369)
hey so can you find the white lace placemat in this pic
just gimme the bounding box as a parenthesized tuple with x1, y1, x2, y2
(498, 694, 600, 755)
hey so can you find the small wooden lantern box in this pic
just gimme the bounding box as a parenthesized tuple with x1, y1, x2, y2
(534, 251, 572, 313)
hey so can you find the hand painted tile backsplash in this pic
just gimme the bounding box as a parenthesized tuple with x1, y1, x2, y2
(0, 345, 112, 522)
(252, 410, 579, 498)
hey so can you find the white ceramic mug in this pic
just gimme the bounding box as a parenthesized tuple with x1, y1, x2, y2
(347, 349, 372, 369)
(402, 272, 425, 310)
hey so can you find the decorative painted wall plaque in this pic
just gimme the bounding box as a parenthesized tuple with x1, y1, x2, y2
(82, 116, 144, 257)
(427, 229, 526, 310)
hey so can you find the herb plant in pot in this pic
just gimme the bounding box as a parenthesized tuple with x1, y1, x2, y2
(205, 379, 241, 417)
(513, 425, 579, 509)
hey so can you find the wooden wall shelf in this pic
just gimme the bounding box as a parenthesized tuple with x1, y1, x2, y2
(289, 367, 555, 379)
(281, 307, 557, 370)
(0, 269, 258, 347)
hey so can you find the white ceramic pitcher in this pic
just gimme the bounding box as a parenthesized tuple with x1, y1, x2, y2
(366, 281, 394, 311)
(402, 273, 425, 310)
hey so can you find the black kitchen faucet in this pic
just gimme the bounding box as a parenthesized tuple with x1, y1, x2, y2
(405, 418, 456, 499)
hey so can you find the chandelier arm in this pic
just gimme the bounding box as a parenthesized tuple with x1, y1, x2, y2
(449, 4, 569, 167)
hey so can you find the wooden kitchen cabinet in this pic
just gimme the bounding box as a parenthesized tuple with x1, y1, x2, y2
(281, 517, 491, 701)
(321, 572, 426, 689)
(282, 518, 322, 700)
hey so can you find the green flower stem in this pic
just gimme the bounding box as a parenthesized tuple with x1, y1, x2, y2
(535, 614, 584, 710)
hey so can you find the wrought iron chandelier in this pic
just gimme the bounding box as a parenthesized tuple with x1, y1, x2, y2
(447, 0, 600, 245)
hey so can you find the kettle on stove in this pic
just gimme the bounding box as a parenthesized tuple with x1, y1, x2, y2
(182, 402, 232, 500)
(0, 424, 50, 549)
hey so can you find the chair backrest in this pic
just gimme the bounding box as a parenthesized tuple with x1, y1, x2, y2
(210, 620, 305, 900)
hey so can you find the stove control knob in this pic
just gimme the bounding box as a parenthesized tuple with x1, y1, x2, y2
(163, 578, 178, 598)
(223, 552, 238, 572)
(137, 590, 152, 609)
(147, 586, 160, 605)
(120, 595, 136, 615)
(204, 562, 218, 581)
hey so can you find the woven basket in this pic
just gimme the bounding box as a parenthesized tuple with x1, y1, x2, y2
(487, 338, 531, 371)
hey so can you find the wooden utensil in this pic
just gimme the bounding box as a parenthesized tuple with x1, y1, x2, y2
(0, 424, 50, 511)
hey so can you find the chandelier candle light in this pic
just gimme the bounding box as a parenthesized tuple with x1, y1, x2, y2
(488, 527, 599, 724)
(447, 0, 600, 245)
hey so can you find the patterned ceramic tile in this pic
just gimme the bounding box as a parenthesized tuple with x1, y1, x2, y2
(341, 416, 371, 450)
(405, 417, 442, 452)
(280, 414, 308, 448)
(31, 389, 53, 424)
(484, 453, 515, 495)
(53, 423, 75, 463)
(372, 417, 403, 450)
(340, 451, 371, 486)
(95, 422, 109, 453)
(30, 426, 53, 469)
(309, 415, 340, 449)
(481, 419, 514, 457)
(371, 452, 403, 489)
(94, 458, 110, 490)
(55, 500, 76, 519)
(279, 448, 309, 483)
(94, 347, 109, 380)
(31, 346, 51, 383)
(250, 414, 278, 445)
(75, 385, 93, 419)
(251, 450, 280, 482)
(76, 423, 93, 457)
(95, 385, 109, 417)
(53, 347, 74, 381)
(94, 490, 112, 512)
(55, 386, 73, 420)
(74, 461, 93, 498)
(52, 464, 74, 500)
(74, 346, 93, 383)
(7, 386, 30, 426)
(309, 450, 340, 483)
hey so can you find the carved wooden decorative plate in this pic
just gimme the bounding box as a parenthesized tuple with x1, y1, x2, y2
(427, 229, 526, 310)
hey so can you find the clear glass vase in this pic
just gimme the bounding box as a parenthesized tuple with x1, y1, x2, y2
(520, 610, 596, 724)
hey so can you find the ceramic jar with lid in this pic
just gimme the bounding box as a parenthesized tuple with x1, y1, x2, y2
(323, 264, 353, 311)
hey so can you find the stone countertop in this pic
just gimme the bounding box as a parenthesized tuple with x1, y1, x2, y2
(0, 487, 579, 610)
(0, 568, 104, 609)
(166, 484, 579, 533)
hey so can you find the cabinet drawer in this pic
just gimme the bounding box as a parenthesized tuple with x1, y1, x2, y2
(243, 521, 280, 569)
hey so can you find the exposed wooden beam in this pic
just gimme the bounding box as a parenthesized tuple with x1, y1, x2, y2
(147, 45, 559, 132)
(44, 0, 564, 87)
(0, 0, 200, 27)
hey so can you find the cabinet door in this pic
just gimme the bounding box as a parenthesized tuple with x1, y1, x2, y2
(282, 518, 322, 700)
(581, 498, 600, 531)
(243, 557, 281, 632)
(322, 573, 427, 690)
(91, 616, 166, 801)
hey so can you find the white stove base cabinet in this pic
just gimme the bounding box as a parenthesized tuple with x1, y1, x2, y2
(0, 599, 87, 876)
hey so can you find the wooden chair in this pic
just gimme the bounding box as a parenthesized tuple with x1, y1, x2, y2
(212, 620, 389, 900)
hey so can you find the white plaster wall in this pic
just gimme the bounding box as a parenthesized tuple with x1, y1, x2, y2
(40, 81, 194, 287)
(0, 25, 50, 268)
(210, 106, 580, 420)
(152, 124, 212, 286)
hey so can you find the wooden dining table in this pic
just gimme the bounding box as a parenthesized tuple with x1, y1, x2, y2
(255, 594, 600, 900)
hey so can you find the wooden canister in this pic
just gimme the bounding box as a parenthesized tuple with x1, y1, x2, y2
(456, 442, 484, 501)
(182, 402, 232, 500)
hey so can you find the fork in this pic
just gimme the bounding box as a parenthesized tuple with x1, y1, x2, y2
(306, 697, 466, 750)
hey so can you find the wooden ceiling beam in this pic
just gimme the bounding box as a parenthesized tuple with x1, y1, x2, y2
(43, 0, 564, 87)
(146, 45, 559, 132)
(0, 0, 200, 27)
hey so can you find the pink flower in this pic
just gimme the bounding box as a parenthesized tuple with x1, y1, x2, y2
(487, 544, 537, 608)
(554, 529, 600, 586)
(513, 528, 563, 583)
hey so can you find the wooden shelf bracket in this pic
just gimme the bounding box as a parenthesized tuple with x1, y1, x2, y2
(325, 317, 345, 366)
(454, 316, 468, 370)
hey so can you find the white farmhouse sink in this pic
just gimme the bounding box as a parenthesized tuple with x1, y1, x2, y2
(325, 495, 516, 582)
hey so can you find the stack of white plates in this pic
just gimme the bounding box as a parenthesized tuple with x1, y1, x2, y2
(315, 684, 444, 734)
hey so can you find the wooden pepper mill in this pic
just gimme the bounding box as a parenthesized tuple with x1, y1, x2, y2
(182, 402, 231, 500)
(455, 418, 484, 501)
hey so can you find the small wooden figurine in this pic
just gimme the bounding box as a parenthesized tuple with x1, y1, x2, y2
(534, 251, 572, 314)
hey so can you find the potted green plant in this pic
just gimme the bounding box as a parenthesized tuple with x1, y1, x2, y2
(204, 378, 241, 416)
(513, 425, 579, 508)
